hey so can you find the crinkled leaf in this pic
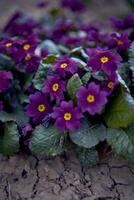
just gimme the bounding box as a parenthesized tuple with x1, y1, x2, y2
(75, 146, 99, 167)
(33, 54, 57, 90)
(0, 122, 20, 155)
(124, 124, 134, 144)
(30, 125, 66, 156)
(72, 57, 89, 72)
(81, 72, 91, 85)
(67, 73, 82, 102)
(129, 41, 134, 71)
(0, 110, 29, 126)
(70, 46, 89, 60)
(70, 119, 107, 148)
(103, 88, 134, 128)
(0, 54, 14, 70)
(92, 71, 107, 81)
(107, 127, 134, 163)
(36, 40, 59, 55)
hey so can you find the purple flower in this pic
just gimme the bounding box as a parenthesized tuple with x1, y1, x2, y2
(0, 38, 17, 54)
(8, 34, 39, 64)
(51, 101, 83, 132)
(4, 13, 39, 37)
(110, 17, 126, 30)
(18, 53, 41, 73)
(0, 101, 3, 112)
(107, 32, 131, 53)
(36, 1, 48, 8)
(26, 92, 51, 124)
(20, 124, 33, 147)
(52, 56, 78, 77)
(103, 74, 118, 94)
(124, 14, 134, 28)
(76, 82, 108, 115)
(111, 14, 134, 30)
(21, 124, 33, 136)
(0, 70, 13, 92)
(42, 76, 66, 101)
(61, 0, 86, 12)
(88, 50, 122, 76)
(51, 19, 73, 41)
(62, 35, 85, 47)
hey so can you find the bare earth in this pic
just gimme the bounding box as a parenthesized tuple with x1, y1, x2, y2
(0, 0, 133, 200)
(0, 151, 134, 200)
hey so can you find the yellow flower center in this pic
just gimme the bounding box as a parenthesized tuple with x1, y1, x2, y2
(37, 104, 46, 112)
(117, 40, 123, 46)
(107, 81, 114, 89)
(23, 44, 30, 51)
(86, 95, 95, 103)
(52, 83, 59, 92)
(60, 63, 68, 69)
(25, 54, 31, 61)
(100, 56, 109, 64)
(5, 42, 12, 47)
(64, 112, 72, 121)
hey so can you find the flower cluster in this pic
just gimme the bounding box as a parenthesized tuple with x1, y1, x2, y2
(0, 3, 134, 164)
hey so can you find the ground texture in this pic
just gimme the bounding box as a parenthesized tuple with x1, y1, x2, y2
(0, 151, 134, 200)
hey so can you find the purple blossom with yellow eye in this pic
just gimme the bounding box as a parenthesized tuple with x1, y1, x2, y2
(76, 82, 108, 115)
(42, 76, 66, 101)
(107, 32, 131, 53)
(18, 53, 41, 73)
(88, 50, 122, 76)
(0, 38, 16, 54)
(0, 70, 13, 92)
(51, 101, 83, 132)
(0, 101, 3, 112)
(52, 56, 78, 77)
(26, 92, 51, 124)
(11, 35, 40, 62)
(103, 74, 118, 94)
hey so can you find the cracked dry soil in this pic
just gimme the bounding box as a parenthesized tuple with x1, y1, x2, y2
(0, 150, 134, 200)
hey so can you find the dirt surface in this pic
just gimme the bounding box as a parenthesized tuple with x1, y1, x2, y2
(0, 151, 134, 200)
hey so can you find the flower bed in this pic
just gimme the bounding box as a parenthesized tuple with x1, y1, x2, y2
(0, 2, 134, 166)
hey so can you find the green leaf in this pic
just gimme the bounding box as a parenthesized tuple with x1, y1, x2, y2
(129, 41, 134, 71)
(72, 57, 89, 72)
(23, 74, 33, 90)
(67, 73, 82, 102)
(36, 40, 59, 55)
(81, 72, 91, 85)
(0, 110, 29, 126)
(0, 54, 14, 70)
(70, 119, 107, 148)
(0, 122, 20, 155)
(92, 71, 107, 81)
(103, 89, 134, 128)
(107, 127, 134, 163)
(70, 46, 89, 60)
(33, 54, 57, 90)
(75, 146, 99, 167)
(124, 124, 134, 144)
(30, 125, 66, 156)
